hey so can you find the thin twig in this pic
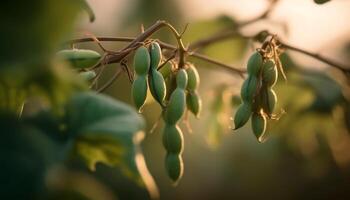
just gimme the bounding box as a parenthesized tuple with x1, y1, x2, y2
(97, 68, 123, 93)
(280, 42, 350, 73)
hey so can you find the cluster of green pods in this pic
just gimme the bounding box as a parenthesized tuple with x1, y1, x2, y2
(131, 43, 166, 112)
(234, 51, 279, 142)
(186, 63, 202, 118)
(162, 69, 188, 183)
(132, 43, 202, 182)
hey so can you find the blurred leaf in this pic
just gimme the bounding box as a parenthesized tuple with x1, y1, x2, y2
(79, 0, 95, 22)
(0, 113, 59, 199)
(314, 0, 331, 5)
(64, 92, 158, 198)
(299, 71, 344, 113)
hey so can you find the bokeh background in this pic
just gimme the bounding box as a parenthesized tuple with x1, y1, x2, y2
(74, 0, 350, 199)
(2, 0, 350, 199)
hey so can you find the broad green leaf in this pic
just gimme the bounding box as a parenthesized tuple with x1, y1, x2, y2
(64, 92, 159, 199)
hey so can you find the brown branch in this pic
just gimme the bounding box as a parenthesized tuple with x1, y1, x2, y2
(280, 42, 350, 73)
(97, 67, 123, 93)
(69, 36, 244, 76)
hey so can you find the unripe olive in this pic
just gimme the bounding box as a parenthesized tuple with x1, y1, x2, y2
(162, 124, 184, 154)
(132, 76, 148, 113)
(149, 42, 162, 70)
(176, 69, 188, 90)
(240, 75, 259, 103)
(165, 88, 186, 125)
(159, 62, 173, 79)
(247, 51, 263, 76)
(251, 112, 267, 142)
(134, 46, 150, 75)
(57, 49, 101, 69)
(165, 153, 184, 182)
(261, 87, 277, 116)
(186, 91, 202, 118)
(149, 69, 166, 106)
(262, 60, 278, 87)
(234, 103, 252, 130)
(186, 64, 200, 91)
(79, 71, 96, 82)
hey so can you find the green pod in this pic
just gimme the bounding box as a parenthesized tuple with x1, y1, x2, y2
(165, 88, 186, 125)
(149, 42, 162, 70)
(162, 124, 184, 154)
(240, 75, 259, 103)
(262, 60, 278, 87)
(186, 91, 202, 118)
(176, 69, 188, 90)
(79, 71, 96, 82)
(132, 76, 148, 113)
(159, 62, 173, 79)
(57, 49, 101, 69)
(149, 69, 166, 106)
(247, 51, 263, 76)
(133, 46, 150, 75)
(186, 64, 200, 91)
(165, 74, 177, 101)
(233, 103, 252, 130)
(165, 153, 184, 182)
(251, 112, 267, 142)
(261, 87, 277, 116)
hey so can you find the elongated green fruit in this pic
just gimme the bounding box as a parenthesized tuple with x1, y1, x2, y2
(159, 63, 173, 79)
(165, 153, 184, 182)
(262, 60, 278, 87)
(176, 69, 188, 90)
(57, 49, 101, 69)
(234, 103, 252, 130)
(186, 91, 202, 117)
(149, 70, 166, 105)
(251, 112, 267, 142)
(134, 46, 150, 75)
(149, 42, 162, 69)
(162, 124, 183, 154)
(132, 76, 148, 113)
(79, 71, 96, 82)
(186, 64, 200, 91)
(165, 88, 186, 125)
(247, 51, 263, 76)
(240, 75, 259, 103)
(261, 87, 277, 116)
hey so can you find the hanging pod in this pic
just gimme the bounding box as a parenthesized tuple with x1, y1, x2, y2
(233, 103, 252, 130)
(262, 60, 278, 87)
(247, 51, 263, 76)
(132, 76, 148, 113)
(186, 64, 200, 91)
(162, 124, 184, 154)
(57, 49, 101, 69)
(149, 42, 162, 70)
(251, 112, 267, 142)
(133, 46, 151, 75)
(165, 153, 184, 182)
(148, 69, 166, 106)
(186, 91, 202, 118)
(240, 75, 259, 103)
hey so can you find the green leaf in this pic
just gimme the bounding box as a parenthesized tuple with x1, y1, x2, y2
(64, 92, 159, 198)
(314, 0, 331, 5)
